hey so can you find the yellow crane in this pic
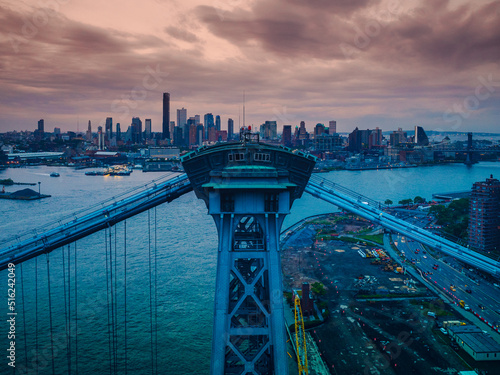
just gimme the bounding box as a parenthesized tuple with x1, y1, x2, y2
(294, 295, 309, 374)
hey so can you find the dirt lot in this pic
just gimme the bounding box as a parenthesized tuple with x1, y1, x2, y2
(281, 214, 488, 375)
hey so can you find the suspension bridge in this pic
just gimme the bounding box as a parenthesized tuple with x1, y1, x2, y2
(1, 139, 499, 374)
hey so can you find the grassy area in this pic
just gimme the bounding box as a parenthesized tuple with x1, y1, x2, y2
(357, 233, 384, 245)
(337, 236, 362, 244)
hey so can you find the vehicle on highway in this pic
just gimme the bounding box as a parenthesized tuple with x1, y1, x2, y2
(465, 289, 472, 293)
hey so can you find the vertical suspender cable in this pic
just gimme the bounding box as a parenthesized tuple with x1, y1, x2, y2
(105, 229, 112, 375)
(109, 227, 116, 374)
(114, 225, 118, 372)
(75, 242, 78, 375)
(20, 263, 28, 370)
(148, 210, 154, 374)
(154, 207, 158, 374)
(63, 246, 70, 373)
(68, 245, 72, 374)
(46, 253, 55, 374)
(124, 221, 128, 375)
(35, 257, 38, 375)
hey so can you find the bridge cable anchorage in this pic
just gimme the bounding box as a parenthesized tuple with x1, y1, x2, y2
(123, 220, 128, 375)
(35, 256, 39, 375)
(46, 252, 55, 374)
(20, 263, 28, 371)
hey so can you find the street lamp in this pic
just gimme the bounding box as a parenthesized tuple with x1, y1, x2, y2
(38, 181, 41, 196)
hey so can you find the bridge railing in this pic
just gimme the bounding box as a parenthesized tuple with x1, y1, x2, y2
(1, 172, 182, 249)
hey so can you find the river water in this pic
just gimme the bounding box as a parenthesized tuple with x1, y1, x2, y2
(0, 161, 499, 374)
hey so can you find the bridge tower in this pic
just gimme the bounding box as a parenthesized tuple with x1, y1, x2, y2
(465, 132, 476, 165)
(182, 131, 316, 374)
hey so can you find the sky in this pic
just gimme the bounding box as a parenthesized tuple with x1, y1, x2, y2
(1, 0, 499, 134)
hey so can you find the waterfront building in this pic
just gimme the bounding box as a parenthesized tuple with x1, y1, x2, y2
(468, 175, 500, 253)
(415, 126, 429, 146)
(348, 127, 371, 152)
(369, 127, 383, 149)
(162, 93, 170, 140)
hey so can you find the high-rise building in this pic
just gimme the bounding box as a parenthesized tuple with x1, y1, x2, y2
(314, 123, 325, 138)
(227, 118, 234, 141)
(468, 175, 500, 253)
(187, 117, 196, 146)
(196, 124, 204, 145)
(260, 121, 277, 139)
(105, 117, 113, 140)
(97, 125, 104, 150)
(86, 120, 92, 141)
(38, 119, 44, 133)
(282, 125, 292, 147)
(204, 113, 214, 139)
(169, 121, 175, 139)
(348, 127, 371, 152)
(145, 119, 152, 139)
(162, 93, 170, 140)
(116, 123, 121, 141)
(177, 108, 187, 128)
(369, 127, 383, 148)
(195, 115, 201, 125)
(215, 115, 221, 131)
(35, 119, 45, 140)
(390, 128, 407, 146)
(414, 126, 429, 146)
(131, 117, 142, 144)
(329, 120, 337, 134)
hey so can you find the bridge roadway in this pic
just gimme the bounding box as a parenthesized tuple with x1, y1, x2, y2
(306, 175, 500, 278)
(0, 173, 193, 270)
(1, 173, 499, 278)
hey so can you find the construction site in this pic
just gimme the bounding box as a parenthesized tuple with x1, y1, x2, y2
(282, 213, 498, 375)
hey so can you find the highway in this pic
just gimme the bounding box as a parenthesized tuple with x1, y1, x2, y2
(393, 234, 500, 334)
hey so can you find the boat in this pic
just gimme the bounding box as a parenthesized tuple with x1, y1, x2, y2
(50, 172, 60, 177)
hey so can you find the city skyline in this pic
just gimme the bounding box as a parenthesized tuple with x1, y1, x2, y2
(1, 0, 500, 134)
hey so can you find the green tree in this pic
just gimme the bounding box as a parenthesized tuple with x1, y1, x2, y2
(414, 196, 426, 204)
(384, 199, 393, 205)
(311, 282, 326, 297)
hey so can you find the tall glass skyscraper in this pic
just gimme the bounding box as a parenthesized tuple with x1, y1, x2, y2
(162, 92, 170, 140)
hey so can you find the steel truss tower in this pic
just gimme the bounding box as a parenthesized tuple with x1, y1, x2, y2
(182, 135, 316, 374)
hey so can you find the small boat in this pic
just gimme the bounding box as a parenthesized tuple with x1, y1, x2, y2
(50, 172, 60, 177)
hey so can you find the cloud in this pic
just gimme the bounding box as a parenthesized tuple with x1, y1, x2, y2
(165, 26, 199, 43)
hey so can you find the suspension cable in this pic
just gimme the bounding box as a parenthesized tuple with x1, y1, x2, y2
(148, 210, 154, 374)
(75, 242, 78, 375)
(63, 246, 70, 373)
(68, 245, 72, 374)
(46, 253, 55, 374)
(105, 229, 112, 374)
(35, 257, 38, 375)
(154, 206, 158, 374)
(109, 226, 117, 374)
(20, 263, 28, 370)
(124, 221, 128, 375)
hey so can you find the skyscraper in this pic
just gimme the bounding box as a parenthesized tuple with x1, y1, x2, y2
(131, 117, 142, 144)
(468, 175, 500, 252)
(204, 113, 214, 139)
(228, 118, 234, 141)
(329, 120, 337, 134)
(177, 108, 187, 131)
(282, 125, 292, 147)
(116, 123, 121, 141)
(105, 117, 113, 141)
(86, 120, 92, 141)
(215, 115, 221, 131)
(38, 119, 44, 133)
(414, 126, 429, 146)
(145, 119, 152, 139)
(162, 93, 170, 140)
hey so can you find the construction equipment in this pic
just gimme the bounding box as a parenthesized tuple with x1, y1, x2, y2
(294, 295, 309, 375)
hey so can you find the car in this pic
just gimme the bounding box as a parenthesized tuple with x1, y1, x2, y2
(478, 305, 486, 310)
(465, 289, 472, 293)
